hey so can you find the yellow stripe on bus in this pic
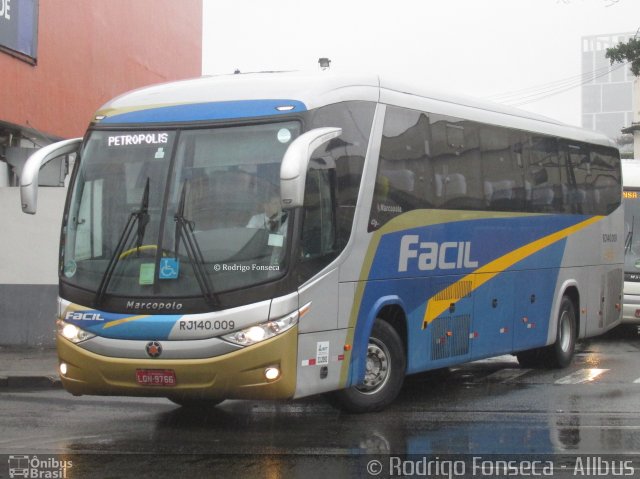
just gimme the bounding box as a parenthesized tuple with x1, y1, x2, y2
(102, 315, 149, 329)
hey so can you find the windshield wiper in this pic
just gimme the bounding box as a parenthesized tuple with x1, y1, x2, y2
(95, 178, 150, 306)
(625, 215, 635, 254)
(136, 178, 151, 250)
(174, 181, 217, 307)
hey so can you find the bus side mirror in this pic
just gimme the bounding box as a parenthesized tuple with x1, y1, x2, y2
(280, 127, 341, 208)
(20, 138, 82, 214)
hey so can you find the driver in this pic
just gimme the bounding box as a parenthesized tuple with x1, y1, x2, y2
(247, 194, 287, 234)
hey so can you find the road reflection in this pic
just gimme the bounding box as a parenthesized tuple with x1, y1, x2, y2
(56, 326, 640, 463)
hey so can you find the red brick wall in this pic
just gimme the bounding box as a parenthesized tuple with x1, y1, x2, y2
(0, 0, 202, 138)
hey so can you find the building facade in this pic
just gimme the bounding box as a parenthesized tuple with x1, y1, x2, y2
(0, 0, 202, 346)
(622, 77, 640, 159)
(581, 33, 636, 156)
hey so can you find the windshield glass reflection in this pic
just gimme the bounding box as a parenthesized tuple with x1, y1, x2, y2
(62, 122, 300, 300)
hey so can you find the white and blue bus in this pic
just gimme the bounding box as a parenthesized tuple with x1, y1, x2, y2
(21, 71, 623, 412)
(622, 159, 640, 324)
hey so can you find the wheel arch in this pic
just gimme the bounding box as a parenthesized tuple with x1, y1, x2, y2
(348, 295, 408, 387)
(377, 303, 408, 359)
(549, 280, 581, 345)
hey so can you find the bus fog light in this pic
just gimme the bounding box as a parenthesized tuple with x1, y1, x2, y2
(59, 363, 68, 375)
(265, 367, 280, 381)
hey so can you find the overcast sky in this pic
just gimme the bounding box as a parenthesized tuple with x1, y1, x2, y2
(203, 0, 639, 126)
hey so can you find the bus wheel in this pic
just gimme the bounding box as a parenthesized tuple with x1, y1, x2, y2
(325, 319, 406, 413)
(167, 396, 225, 408)
(542, 296, 577, 368)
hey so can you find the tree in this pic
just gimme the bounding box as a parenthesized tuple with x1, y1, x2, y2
(606, 37, 640, 76)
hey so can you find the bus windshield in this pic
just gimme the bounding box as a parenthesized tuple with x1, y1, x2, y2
(624, 189, 640, 273)
(62, 122, 301, 301)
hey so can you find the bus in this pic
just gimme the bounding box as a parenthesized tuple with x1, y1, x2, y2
(20, 71, 623, 412)
(622, 159, 640, 324)
(8, 455, 29, 479)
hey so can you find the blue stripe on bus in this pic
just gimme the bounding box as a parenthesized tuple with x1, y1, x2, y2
(100, 99, 307, 124)
(347, 214, 590, 387)
(65, 312, 178, 340)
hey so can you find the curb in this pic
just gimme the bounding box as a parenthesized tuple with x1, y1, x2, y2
(0, 375, 62, 390)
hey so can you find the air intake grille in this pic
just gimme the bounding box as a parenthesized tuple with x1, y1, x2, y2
(433, 280, 472, 301)
(431, 314, 471, 360)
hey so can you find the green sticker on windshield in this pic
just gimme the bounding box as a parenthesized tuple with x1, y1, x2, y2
(139, 263, 155, 285)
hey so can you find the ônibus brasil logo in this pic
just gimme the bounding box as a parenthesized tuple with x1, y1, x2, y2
(8, 455, 73, 478)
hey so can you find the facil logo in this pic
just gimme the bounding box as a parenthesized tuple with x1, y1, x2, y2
(398, 235, 479, 272)
(64, 311, 105, 322)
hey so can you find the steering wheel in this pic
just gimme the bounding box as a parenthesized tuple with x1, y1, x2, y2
(119, 244, 160, 260)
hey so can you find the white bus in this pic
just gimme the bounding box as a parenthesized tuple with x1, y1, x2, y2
(21, 71, 623, 412)
(622, 159, 640, 323)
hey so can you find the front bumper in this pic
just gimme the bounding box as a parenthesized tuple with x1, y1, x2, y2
(57, 325, 298, 400)
(622, 293, 640, 324)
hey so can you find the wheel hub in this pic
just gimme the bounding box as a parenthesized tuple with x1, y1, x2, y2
(559, 310, 572, 352)
(357, 339, 390, 394)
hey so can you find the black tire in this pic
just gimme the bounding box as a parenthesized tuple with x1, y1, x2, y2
(167, 396, 225, 409)
(542, 296, 577, 368)
(325, 319, 406, 413)
(516, 348, 541, 368)
(515, 296, 577, 369)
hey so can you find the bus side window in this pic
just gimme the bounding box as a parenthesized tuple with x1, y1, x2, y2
(565, 143, 589, 214)
(73, 178, 104, 260)
(368, 106, 430, 231)
(430, 117, 483, 211)
(480, 127, 525, 212)
(564, 142, 620, 215)
(301, 157, 337, 260)
(587, 147, 621, 215)
(525, 137, 561, 213)
(307, 101, 375, 251)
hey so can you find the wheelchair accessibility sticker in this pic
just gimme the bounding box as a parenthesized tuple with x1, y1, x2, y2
(159, 258, 180, 279)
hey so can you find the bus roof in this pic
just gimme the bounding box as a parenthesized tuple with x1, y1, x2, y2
(94, 70, 615, 148)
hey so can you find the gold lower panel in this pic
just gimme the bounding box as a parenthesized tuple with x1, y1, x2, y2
(56, 326, 298, 400)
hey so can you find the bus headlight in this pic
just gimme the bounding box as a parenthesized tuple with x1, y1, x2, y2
(222, 302, 310, 347)
(57, 320, 96, 344)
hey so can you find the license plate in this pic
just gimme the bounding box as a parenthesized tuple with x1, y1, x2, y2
(135, 369, 176, 387)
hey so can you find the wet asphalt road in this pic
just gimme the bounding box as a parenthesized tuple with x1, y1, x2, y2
(1, 325, 639, 478)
